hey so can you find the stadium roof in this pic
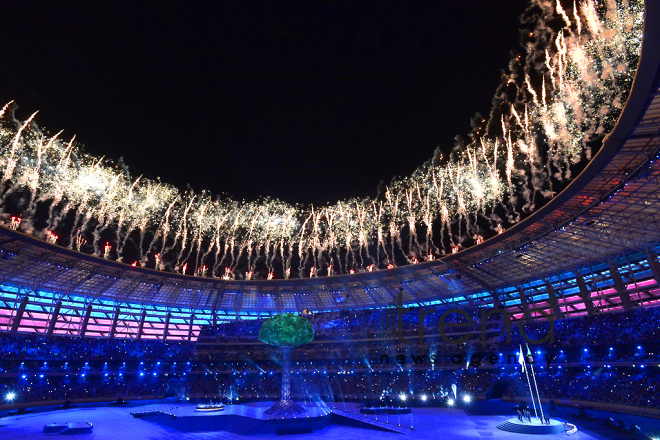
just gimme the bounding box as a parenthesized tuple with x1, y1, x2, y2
(0, 2, 658, 315)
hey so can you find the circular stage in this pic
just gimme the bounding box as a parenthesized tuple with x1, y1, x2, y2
(360, 406, 412, 415)
(195, 403, 225, 412)
(496, 417, 566, 435)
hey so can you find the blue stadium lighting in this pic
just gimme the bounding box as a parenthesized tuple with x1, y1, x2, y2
(140, 372, 144, 376)
(583, 348, 588, 352)
(638, 346, 642, 350)
(399, 394, 407, 401)
(21, 375, 26, 379)
(463, 395, 471, 403)
(39, 374, 44, 378)
(447, 398, 455, 406)
(421, 395, 427, 401)
(610, 347, 614, 350)
(5, 392, 15, 401)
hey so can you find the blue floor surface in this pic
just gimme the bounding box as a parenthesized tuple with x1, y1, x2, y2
(0, 400, 650, 439)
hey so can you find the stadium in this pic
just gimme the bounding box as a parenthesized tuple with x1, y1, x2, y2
(0, 0, 659, 439)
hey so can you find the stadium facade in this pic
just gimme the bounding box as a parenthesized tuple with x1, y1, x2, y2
(0, 2, 658, 345)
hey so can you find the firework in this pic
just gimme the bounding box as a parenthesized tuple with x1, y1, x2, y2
(0, 0, 643, 280)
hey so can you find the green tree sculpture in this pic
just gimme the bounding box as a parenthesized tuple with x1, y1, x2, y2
(259, 313, 314, 416)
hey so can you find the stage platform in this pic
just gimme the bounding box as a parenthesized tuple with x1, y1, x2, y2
(133, 401, 333, 435)
(154, 400, 331, 419)
(360, 406, 412, 415)
(496, 417, 566, 435)
(0, 400, 612, 439)
(43, 421, 93, 435)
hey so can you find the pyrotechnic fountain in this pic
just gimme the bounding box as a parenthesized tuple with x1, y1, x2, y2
(0, 0, 644, 280)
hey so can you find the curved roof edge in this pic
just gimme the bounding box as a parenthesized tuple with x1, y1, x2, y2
(0, 1, 657, 303)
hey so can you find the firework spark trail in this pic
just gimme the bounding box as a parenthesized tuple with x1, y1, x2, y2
(323, 208, 340, 273)
(25, 131, 61, 219)
(147, 195, 178, 268)
(218, 238, 233, 274)
(116, 176, 143, 260)
(404, 188, 420, 261)
(43, 136, 75, 232)
(70, 200, 90, 248)
(0, 102, 13, 119)
(205, 209, 228, 275)
(245, 205, 264, 273)
(372, 201, 386, 267)
(296, 212, 311, 277)
(0, 0, 644, 280)
(225, 207, 246, 273)
(136, 182, 162, 260)
(181, 196, 211, 270)
(385, 189, 399, 265)
(273, 211, 294, 273)
(169, 195, 195, 271)
(87, 169, 123, 255)
(285, 243, 294, 279)
(355, 201, 374, 269)
(260, 213, 274, 273)
(227, 239, 238, 273)
(311, 208, 323, 273)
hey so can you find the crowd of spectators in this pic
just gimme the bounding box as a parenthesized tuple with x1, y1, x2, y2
(512, 307, 660, 346)
(185, 368, 496, 401)
(2, 366, 658, 410)
(1, 306, 660, 410)
(197, 307, 503, 343)
(197, 305, 660, 346)
(0, 374, 168, 403)
(0, 333, 194, 361)
(503, 369, 660, 408)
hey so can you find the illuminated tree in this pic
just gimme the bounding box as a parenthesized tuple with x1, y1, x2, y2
(259, 313, 314, 416)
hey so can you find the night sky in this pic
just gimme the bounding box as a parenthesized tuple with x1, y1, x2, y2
(0, 1, 530, 206)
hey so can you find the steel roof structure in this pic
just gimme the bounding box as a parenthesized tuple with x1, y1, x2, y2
(0, 2, 659, 332)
